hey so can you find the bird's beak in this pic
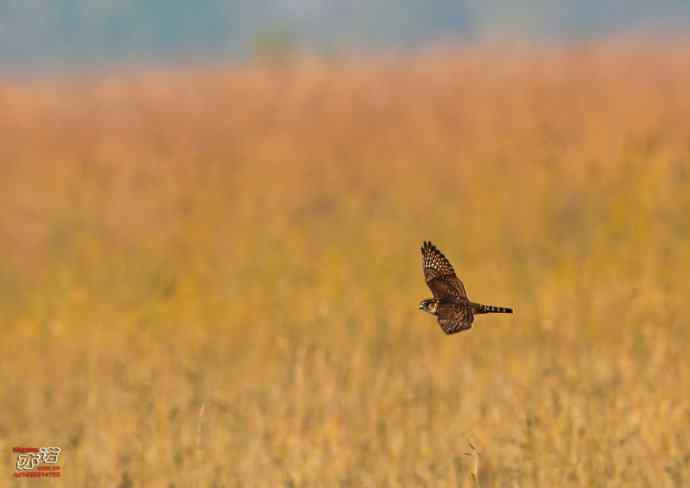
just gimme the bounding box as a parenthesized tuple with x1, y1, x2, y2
(418, 304, 424, 310)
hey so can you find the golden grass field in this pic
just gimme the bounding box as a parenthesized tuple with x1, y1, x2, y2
(2, 41, 690, 487)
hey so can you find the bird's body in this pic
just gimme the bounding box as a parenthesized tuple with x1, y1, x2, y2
(419, 241, 513, 334)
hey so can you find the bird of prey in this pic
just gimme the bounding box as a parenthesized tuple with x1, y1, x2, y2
(419, 241, 513, 334)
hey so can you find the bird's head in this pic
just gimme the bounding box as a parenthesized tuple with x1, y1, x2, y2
(419, 299, 439, 315)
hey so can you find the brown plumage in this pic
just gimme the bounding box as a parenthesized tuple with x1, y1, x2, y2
(419, 241, 513, 334)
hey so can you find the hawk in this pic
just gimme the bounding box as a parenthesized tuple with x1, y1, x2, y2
(419, 241, 513, 334)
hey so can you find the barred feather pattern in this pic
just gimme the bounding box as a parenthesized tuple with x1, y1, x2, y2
(420, 241, 512, 335)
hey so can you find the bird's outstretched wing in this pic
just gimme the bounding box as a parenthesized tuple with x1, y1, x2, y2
(421, 241, 468, 301)
(437, 301, 474, 334)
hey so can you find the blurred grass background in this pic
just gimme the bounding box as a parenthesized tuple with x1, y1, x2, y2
(2, 41, 690, 486)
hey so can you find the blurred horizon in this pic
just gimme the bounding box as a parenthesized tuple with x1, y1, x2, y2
(2, 0, 690, 72)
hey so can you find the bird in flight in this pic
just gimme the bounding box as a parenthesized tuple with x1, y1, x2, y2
(419, 241, 513, 334)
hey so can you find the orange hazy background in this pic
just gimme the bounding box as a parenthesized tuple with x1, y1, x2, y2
(3, 41, 690, 486)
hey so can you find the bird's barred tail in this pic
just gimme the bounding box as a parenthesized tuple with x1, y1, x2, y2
(472, 303, 513, 314)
